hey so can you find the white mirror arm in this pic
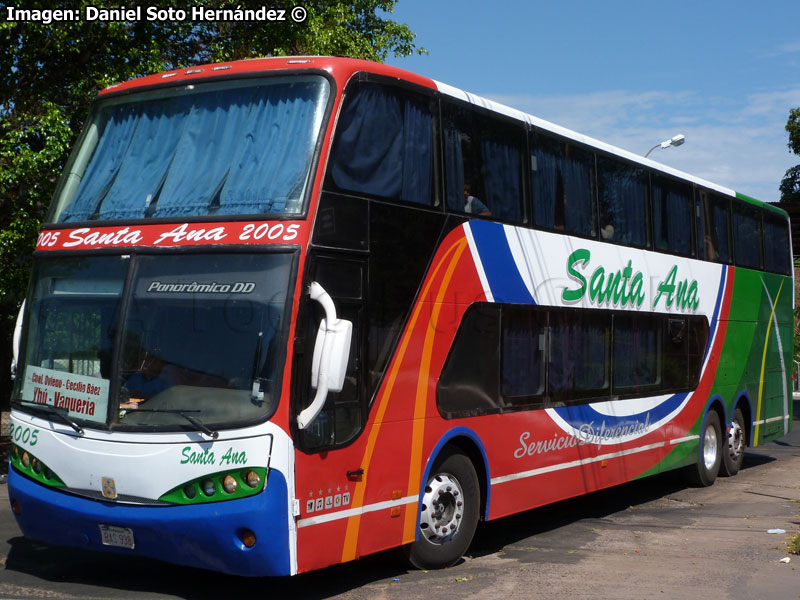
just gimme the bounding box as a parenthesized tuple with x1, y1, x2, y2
(297, 282, 337, 429)
(11, 299, 25, 380)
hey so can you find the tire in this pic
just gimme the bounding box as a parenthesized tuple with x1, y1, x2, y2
(683, 410, 723, 487)
(720, 408, 745, 477)
(406, 449, 480, 569)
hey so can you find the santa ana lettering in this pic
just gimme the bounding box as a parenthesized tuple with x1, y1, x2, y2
(562, 249, 699, 313)
(562, 248, 645, 308)
(653, 265, 700, 312)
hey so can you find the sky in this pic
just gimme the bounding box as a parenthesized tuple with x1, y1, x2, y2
(384, 0, 800, 203)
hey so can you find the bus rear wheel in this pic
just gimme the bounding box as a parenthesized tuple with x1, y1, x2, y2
(720, 408, 745, 477)
(683, 410, 722, 487)
(406, 450, 480, 569)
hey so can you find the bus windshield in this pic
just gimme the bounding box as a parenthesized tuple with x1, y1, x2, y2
(50, 74, 330, 222)
(12, 252, 295, 431)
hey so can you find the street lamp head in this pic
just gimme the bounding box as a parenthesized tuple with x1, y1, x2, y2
(646, 134, 686, 157)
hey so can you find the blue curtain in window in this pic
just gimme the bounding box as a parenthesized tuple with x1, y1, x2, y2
(653, 186, 691, 254)
(330, 86, 432, 205)
(613, 319, 659, 390)
(531, 150, 556, 227)
(532, 146, 595, 235)
(400, 100, 432, 204)
(665, 191, 691, 253)
(152, 89, 250, 217)
(60, 106, 146, 221)
(219, 82, 321, 214)
(330, 87, 403, 199)
(549, 316, 608, 394)
(59, 81, 324, 221)
(561, 157, 594, 235)
(98, 97, 193, 220)
(482, 138, 521, 221)
(444, 125, 464, 211)
(598, 165, 647, 246)
(710, 202, 731, 262)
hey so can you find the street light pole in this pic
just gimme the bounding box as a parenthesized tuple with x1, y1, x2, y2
(645, 134, 686, 158)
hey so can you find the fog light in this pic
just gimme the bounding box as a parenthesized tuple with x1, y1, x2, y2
(245, 470, 261, 488)
(222, 475, 237, 494)
(11, 499, 21, 515)
(21, 452, 30, 468)
(201, 479, 216, 496)
(184, 484, 197, 499)
(240, 529, 256, 548)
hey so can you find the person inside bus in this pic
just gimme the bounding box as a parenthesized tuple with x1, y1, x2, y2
(704, 234, 718, 260)
(120, 349, 184, 408)
(463, 183, 491, 216)
(120, 341, 232, 408)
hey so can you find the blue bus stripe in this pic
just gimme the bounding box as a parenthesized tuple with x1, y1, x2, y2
(468, 221, 534, 305)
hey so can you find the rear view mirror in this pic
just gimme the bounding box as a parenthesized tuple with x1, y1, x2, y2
(297, 282, 352, 429)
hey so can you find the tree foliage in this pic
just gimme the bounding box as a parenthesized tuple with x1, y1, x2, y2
(780, 107, 800, 202)
(0, 0, 422, 406)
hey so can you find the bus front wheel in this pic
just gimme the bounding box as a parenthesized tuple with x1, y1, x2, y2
(406, 449, 480, 569)
(684, 410, 723, 487)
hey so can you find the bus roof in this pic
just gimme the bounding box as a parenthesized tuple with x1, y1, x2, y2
(98, 55, 783, 217)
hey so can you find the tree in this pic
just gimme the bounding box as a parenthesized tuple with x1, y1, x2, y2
(0, 0, 422, 408)
(780, 107, 800, 202)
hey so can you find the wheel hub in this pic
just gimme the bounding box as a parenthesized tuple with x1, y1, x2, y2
(419, 473, 464, 544)
(727, 420, 744, 461)
(703, 423, 718, 471)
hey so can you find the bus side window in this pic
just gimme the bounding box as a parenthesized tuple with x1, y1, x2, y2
(732, 201, 763, 270)
(597, 156, 649, 247)
(651, 175, 692, 256)
(548, 310, 611, 404)
(500, 306, 545, 408)
(763, 213, 791, 275)
(442, 101, 525, 222)
(612, 313, 661, 395)
(327, 81, 434, 206)
(530, 132, 596, 237)
(437, 304, 501, 418)
(697, 190, 732, 263)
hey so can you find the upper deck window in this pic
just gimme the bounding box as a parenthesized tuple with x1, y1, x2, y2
(442, 102, 525, 222)
(327, 81, 434, 206)
(50, 75, 330, 223)
(530, 132, 596, 237)
(763, 213, 791, 275)
(651, 175, 693, 256)
(597, 156, 649, 248)
(696, 190, 732, 263)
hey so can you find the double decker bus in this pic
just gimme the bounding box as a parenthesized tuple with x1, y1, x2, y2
(8, 56, 793, 576)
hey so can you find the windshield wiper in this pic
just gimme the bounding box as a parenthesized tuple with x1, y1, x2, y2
(15, 400, 85, 436)
(127, 408, 219, 439)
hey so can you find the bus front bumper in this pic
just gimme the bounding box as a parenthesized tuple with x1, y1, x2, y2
(7, 467, 293, 577)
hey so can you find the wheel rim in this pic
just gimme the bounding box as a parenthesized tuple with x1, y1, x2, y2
(727, 420, 744, 462)
(419, 473, 464, 544)
(703, 423, 719, 471)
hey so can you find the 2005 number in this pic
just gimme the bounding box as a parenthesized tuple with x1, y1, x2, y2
(239, 223, 300, 242)
(9, 424, 39, 447)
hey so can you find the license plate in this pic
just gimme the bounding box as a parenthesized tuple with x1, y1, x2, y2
(98, 525, 135, 549)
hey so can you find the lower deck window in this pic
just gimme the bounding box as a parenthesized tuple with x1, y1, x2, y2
(437, 304, 709, 418)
